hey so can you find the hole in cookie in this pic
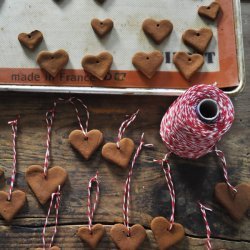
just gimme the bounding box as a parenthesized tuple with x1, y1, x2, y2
(27, 34, 32, 38)
(188, 58, 192, 62)
(84, 136, 88, 141)
(100, 22, 104, 25)
(207, 6, 211, 10)
(156, 23, 160, 27)
(146, 57, 150, 60)
(96, 60, 100, 64)
(196, 33, 200, 36)
(51, 56, 54, 60)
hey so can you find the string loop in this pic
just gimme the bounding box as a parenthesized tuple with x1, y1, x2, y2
(42, 185, 61, 250)
(87, 171, 100, 232)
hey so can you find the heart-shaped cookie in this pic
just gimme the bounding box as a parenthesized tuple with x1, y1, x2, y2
(182, 28, 213, 54)
(151, 217, 185, 250)
(132, 51, 164, 79)
(173, 52, 204, 80)
(110, 224, 146, 250)
(143, 19, 173, 44)
(77, 224, 105, 249)
(18, 30, 43, 50)
(37, 49, 69, 77)
(36, 246, 60, 250)
(102, 138, 135, 168)
(0, 190, 26, 222)
(91, 18, 114, 37)
(82, 52, 113, 80)
(69, 129, 103, 160)
(215, 183, 250, 221)
(198, 2, 221, 21)
(26, 165, 67, 205)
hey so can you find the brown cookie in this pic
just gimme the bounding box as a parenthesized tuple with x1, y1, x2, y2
(91, 18, 114, 37)
(215, 183, 250, 221)
(182, 28, 213, 54)
(0, 167, 4, 177)
(198, 2, 221, 21)
(110, 224, 146, 250)
(69, 129, 103, 160)
(37, 49, 69, 77)
(0, 190, 26, 222)
(132, 51, 164, 79)
(142, 19, 173, 44)
(173, 52, 204, 80)
(77, 224, 105, 249)
(36, 247, 60, 250)
(102, 138, 135, 168)
(82, 52, 113, 80)
(26, 165, 68, 205)
(151, 217, 185, 250)
(18, 30, 43, 50)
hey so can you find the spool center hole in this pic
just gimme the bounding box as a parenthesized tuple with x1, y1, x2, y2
(199, 100, 218, 119)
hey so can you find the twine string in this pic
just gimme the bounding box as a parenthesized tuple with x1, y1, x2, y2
(198, 202, 213, 250)
(123, 133, 152, 235)
(116, 110, 140, 149)
(42, 185, 61, 250)
(43, 101, 57, 178)
(214, 147, 237, 194)
(7, 118, 19, 201)
(153, 152, 175, 230)
(87, 171, 100, 232)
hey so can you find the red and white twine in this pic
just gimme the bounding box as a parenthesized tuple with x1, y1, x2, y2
(198, 202, 213, 250)
(87, 171, 100, 232)
(42, 185, 61, 250)
(116, 110, 140, 149)
(123, 133, 153, 234)
(154, 152, 175, 230)
(43, 101, 57, 177)
(160, 84, 234, 159)
(7, 118, 19, 201)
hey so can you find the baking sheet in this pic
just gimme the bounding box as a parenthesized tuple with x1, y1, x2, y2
(0, 0, 244, 95)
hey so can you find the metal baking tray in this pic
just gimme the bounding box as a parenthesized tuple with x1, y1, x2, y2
(0, 0, 245, 96)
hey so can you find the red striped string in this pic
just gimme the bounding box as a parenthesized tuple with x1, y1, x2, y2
(42, 185, 61, 250)
(116, 110, 140, 149)
(43, 101, 57, 177)
(153, 152, 175, 230)
(123, 133, 153, 235)
(7, 118, 19, 201)
(214, 147, 237, 194)
(87, 171, 100, 232)
(198, 202, 213, 250)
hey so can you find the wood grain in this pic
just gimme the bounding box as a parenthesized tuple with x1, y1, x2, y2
(0, 1, 249, 249)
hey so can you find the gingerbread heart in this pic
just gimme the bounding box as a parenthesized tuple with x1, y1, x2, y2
(69, 129, 103, 160)
(91, 18, 114, 37)
(26, 165, 67, 205)
(36, 246, 60, 250)
(0, 190, 26, 222)
(102, 138, 135, 168)
(173, 52, 204, 80)
(18, 30, 43, 50)
(37, 49, 69, 77)
(82, 52, 113, 80)
(132, 51, 164, 79)
(182, 28, 213, 54)
(198, 2, 221, 21)
(215, 183, 250, 221)
(151, 217, 185, 250)
(110, 224, 146, 250)
(142, 19, 173, 44)
(77, 224, 105, 249)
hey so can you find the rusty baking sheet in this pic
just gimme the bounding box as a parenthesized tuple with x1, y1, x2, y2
(0, 0, 245, 95)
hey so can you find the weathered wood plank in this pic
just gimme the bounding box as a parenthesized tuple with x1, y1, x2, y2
(0, 1, 249, 249)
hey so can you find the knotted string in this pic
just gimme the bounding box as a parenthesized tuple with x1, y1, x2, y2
(7, 118, 19, 201)
(87, 171, 100, 232)
(123, 133, 153, 235)
(153, 152, 175, 230)
(43, 101, 57, 178)
(198, 202, 213, 250)
(42, 185, 61, 250)
(214, 147, 237, 194)
(116, 110, 140, 149)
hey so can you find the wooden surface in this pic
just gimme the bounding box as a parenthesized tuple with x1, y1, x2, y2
(0, 2, 249, 250)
